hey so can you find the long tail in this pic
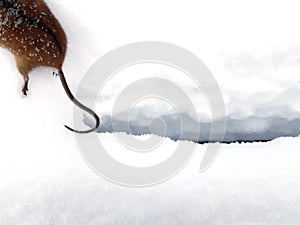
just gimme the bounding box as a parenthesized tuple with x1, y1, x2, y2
(58, 69, 100, 134)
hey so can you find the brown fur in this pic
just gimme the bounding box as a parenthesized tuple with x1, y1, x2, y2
(0, 0, 67, 76)
(0, 0, 100, 133)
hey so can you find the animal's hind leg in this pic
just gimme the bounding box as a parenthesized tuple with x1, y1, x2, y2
(14, 57, 32, 96)
(22, 75, 29, 96)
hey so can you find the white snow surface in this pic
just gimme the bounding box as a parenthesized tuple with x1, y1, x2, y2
(0, 0, 300, 224)
(46, 0, 300, 142)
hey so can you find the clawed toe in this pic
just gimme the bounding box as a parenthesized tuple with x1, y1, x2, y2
(22, 86, 28, 96)
(22, 76, 29, 96)
(22, 89, 28, 96)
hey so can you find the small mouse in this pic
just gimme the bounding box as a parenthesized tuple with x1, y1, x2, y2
(0, 0, 100, 133)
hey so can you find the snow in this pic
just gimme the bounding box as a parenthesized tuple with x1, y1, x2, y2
(0, 0, 300, 224)
(1, 133, 300, 224)
(86, 113, 300, 143)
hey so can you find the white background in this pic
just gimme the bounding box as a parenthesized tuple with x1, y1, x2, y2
(0, 0, 300, 224)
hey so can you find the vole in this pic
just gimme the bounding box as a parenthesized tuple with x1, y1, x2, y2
(0, 0, 100, 133)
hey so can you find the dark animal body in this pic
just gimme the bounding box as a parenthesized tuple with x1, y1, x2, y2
(0, 0, 99, 133)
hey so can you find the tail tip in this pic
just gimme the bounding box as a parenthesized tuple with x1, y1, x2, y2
(64, 124, 98, 134)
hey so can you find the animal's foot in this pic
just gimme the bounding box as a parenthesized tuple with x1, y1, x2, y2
(22, 87, 28, 96)
(52, 71, 59, 77)
(22, 90, 28, 96)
